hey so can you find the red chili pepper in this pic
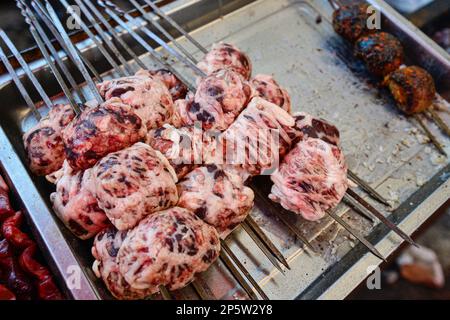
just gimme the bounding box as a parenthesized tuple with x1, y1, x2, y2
(1, 211, 34, 249)
(19, 244, 63, 300)
(0, 284, 16, 300)
(0, 239, 34, 300)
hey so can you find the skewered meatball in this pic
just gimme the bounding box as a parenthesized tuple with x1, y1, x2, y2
(177, 165, 254, 239)
(332, 3, 374, 43)
(384, 66, 436, 114)
(87, 143, 178, 230)
(198, 42, 252, 80)
(206, 97, 296, 178)
(147, 124, 215, 179)
(92, 227, 152, 300)
(23, 104, 75, 176)
(63, 98, 146, 171)
(270, 138, 348, 221)
(173, 69, 252, 131)
(50, 161, 110, 240)
(250, 74, 291, 112)
(355, 32, 404, 77)
(117, 207, 220, 293)
(97, 70, 174, 129)
(291, 112, 341, 146)
(146, 69, 188, 101)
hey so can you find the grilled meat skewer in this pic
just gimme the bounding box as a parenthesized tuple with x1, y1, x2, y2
(332, 3, 374, 43)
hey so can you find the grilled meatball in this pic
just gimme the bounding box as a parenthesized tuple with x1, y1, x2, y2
(206, 97, 296, 178)
(270, 138, 348, 221)
(63, 98, 146, 171)
(50, 161, 110, 239)
(291, 112, 341, 146)
(97, 70, 174, 129)
(147, 124, 215, 179)
(87, 143, 178, 230)
(92, 227, 152, 300)
(177, 165, 254, 239)
(384, 66, 436, 114)
(355, 32, 404, 77)
(23, 104, 75, 176)
(250, 74, 291, 112)
(173, 69, 252, 130)
(198, 42, 252, 80)
(117, 207, 220, 293)
(332, 3, 373, 43)
(146, 69, 188, 101)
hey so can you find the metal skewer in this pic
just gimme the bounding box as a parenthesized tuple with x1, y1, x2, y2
(327, 209, 385, 261)
(19, 0, 85, 103)
(32, 0, 103, 82)
(346, 188, 417, 246)
(17, 2, 80, 114)
(347, 170, 391, 207)
(129, 0, 198, 63)
(83, 0, 147, 70)
(342, 194, 374, 223)
(191, 278, 216, 300)
(69, 0, 134, 75)
(0, 29, 53, 110)
(142, 0, 208, 54)
(240, 221, 284, 273)
(98, 0, 205, 77)
(221, 239, 268, 300)
(158, 284, 172, 300)
(244, 216, 290, 270)
(427, 109, 450, 137)
(414, 114, 447, 156)
(41, 1, 104, 103)
(219, 250, 259, 300)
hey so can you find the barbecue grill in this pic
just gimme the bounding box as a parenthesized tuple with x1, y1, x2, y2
(0, 0, 449, 300)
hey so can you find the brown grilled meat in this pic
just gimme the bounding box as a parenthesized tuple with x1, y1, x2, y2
(384, 66, 436, 114)
(355, 32, 404, 77)
(332, 3, 373, 43)
(63, 98, 146, 171)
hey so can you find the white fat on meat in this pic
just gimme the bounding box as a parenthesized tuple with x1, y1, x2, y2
(270, 138, 348, 221)
(250, 74, 291, 112)
(197, 42, 252, 80)
(173, 69, 252, 131)
(92, 227, 153, 300)
(87, 142, 178, 230)
(206, 97, 296, 178)
(97, 70, 174, 129)
(50, 161, 110, 239)
(117, 207, 220, 293)
(177, 165, 254, 239)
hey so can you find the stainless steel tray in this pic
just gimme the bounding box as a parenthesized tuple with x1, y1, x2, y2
(0, 0, 449, 300)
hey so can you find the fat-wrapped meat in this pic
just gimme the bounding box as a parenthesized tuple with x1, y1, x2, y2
(92, 227, 152, 300)
(97, 70, 174, 129)
(146, 69, 188, 101)
(173, 69, 252, 131)
(384, 66, 436, 114)
(198, 42, 252, 80)
(147, 124, 215, 179)
(87, 143, 178, 230)
(291, 112, 341, 146)
(250, 74, 291, 112)
(177, 165, 254, 238)
(117, 207, 220, 293)
(270, 138, 348, 221)
(23, 104, 75, 175)
(63, 98, 146, 171)
(0, 175, 13, 219)
(206, 97, 296, 178)
(354, 32, 404, 77)
(50, 161, 110, 239)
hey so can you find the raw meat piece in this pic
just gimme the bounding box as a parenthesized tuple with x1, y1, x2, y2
(291, 112, 341, 146)
(146, 69, 188, 101)
(250, 74, 291, 112)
